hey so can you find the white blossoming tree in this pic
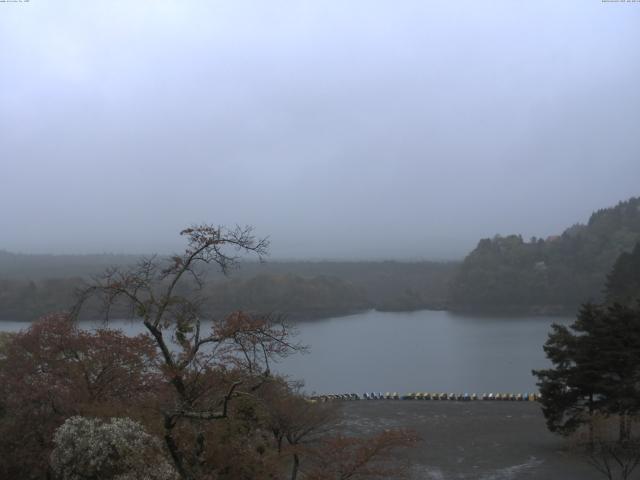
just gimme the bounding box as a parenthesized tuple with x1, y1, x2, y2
(50, 416, 178, 480)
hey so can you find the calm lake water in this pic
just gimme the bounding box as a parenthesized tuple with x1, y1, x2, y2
(0, 309, 572, 395)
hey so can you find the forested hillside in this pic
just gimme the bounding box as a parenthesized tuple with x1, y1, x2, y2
(605, 241, 640, 307)
(450, 197, 640, 313)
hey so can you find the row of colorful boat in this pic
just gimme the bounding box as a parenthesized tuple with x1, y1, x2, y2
(309, 392, 540, 402)
(403, 392, 539, 401)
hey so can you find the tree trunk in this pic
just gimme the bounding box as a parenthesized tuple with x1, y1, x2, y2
(619, 413, 629, 442)
(588, 398, 594, 447)
(290, 453, 300, 480)
(164, 415, 192, 480)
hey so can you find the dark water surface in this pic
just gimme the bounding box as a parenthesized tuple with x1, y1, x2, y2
(275, 309, 572, 394)
(0, 309, 571, 394)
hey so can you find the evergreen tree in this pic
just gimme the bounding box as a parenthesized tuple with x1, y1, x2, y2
(533, 302, 640, 441)
(533, 304, 603, 437)
(605, 242, 640, 307)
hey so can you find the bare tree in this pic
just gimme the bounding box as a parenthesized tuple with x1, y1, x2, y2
(582, 439, 640, 480)
(573, 415, 640, 480)
(259, 379, 338, 480)
(72, 225, 304, 480)
(303, 429, 421, 480)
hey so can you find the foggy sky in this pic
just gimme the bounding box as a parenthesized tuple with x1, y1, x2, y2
(1, 1, 639, 260)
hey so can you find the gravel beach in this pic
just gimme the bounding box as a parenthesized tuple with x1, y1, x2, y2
(337, 400, 602, 480)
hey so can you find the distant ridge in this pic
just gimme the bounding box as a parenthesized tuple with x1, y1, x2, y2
(0, 252, 457, 321)
(0, 251, 141, 279)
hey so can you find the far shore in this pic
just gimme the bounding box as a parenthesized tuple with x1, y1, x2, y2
(0, 303, 578, 325)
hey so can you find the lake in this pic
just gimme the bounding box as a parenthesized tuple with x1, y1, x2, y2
(0, 309, 572, 395)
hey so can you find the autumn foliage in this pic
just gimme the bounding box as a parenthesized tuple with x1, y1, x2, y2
(0, 226, 419, 479)
(0, 314, 161, 479)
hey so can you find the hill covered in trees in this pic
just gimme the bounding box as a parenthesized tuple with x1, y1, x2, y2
(450, 197, 640, 314)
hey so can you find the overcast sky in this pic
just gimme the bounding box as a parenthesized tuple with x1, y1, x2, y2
(1, 1, 639, 260)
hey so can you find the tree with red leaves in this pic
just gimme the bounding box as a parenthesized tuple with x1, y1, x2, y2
(0, 314, 160, 479)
